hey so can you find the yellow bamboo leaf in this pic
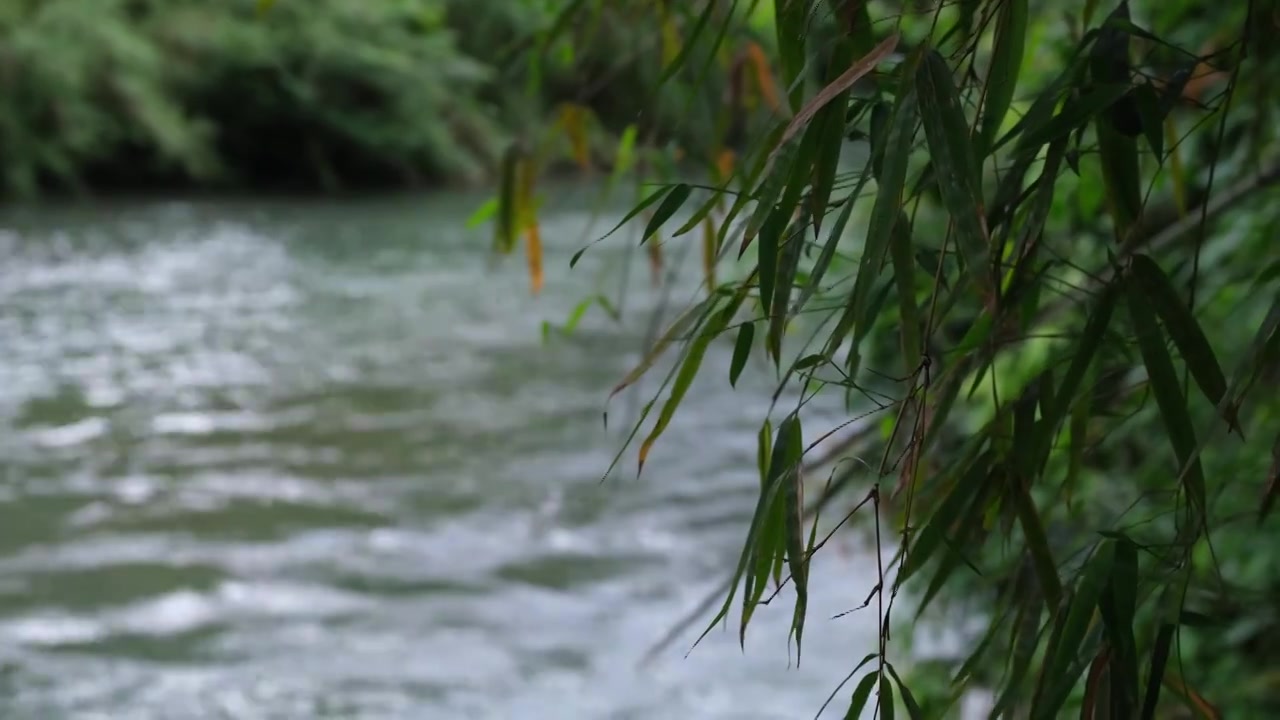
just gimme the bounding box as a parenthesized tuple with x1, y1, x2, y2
(525, 222, 544, 295)
(558, 104, 592, 172)
(744, 42, 780, 113)
(702, 217, 718, 292)
(716, 150, 736, 183)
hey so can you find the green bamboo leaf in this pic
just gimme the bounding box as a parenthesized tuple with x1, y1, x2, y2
(885, 663, 925, 720)
(825, 86, 918, 359)
(636, 304, 731, 473)
(1091, 2, 1142, 239)
(1036, 281, 1119, 473)
(1035, 540, 1116, 718)
(743, 415, 804, 644)
(769, 223, 805, 364)
(899, 453, 990, 584)
(743, 141, 798, 249)
(654, 0, 716, 88)
(774, 0, 809, 111)
(888, 214, 921, 375)
(1009, 468, 1063, 609)
(757, 418, 773, 489)
(916, 49, 989, 286)
(879, 674, 896, 720)
(782, 415, 808, 662)
(1131, 254, 1234, 431)
(1132, 83, 1166, 160)
(642, 184, 693, 243)
(743, 479, 786, 644)
(1125, 272, 1208, 519)
(793, 167, 871, 316)
(730, 321, 756, 388)
(844, 672, 880, 720)
(673, 189, 724, 237)
(496, 144, 522, 254)
(809, 36, 856, 237)
(758, 208, 788, 317)
(1141, 623, 1176, 720)
(1100, 536, 1140, 717)
(979, 0, 1028, 156)
(695, 411, 797, 650)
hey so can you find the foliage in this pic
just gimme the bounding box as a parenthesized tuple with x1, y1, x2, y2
(0, 0, 533, 196)
(492, 0, 1280, 717)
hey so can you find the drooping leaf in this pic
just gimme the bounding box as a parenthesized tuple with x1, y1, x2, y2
(879, 674, 896, 720)
(731, 321, 756, 387)
(782, 415, 808, 662)
(1130, 254, 1234, 431)
(979, 0, 1028, 156)
(1035, 540, 1116, 718)
(916, 48, 990, 297)
(1125, 271, 1208, 523)
(769, 222, 805, 363)
(885, 663, 925, 720)
(642, 183, 694, 242)
(824, 83, 918, 359)
(844, 672, 880, 720)
(793, 166, 871, 316)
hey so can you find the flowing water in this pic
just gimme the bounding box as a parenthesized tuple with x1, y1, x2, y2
(0, 191, 913, 719)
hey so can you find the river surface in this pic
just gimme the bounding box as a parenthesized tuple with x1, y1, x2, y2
(0, 191, 909, 719)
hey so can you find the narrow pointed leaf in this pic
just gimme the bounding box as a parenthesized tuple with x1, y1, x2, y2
(642, 184, 693, 243)
(844, 672, 880, 720)
(731, 322, 756, 387)
(1130, 254, 1233, 430)
(879, 674, 896, 720)
(1125, 273, 1208, 520)
(979, 0, 1028, 155)
(1036, 540, 1116, 717)
(885, 663, 925, 720)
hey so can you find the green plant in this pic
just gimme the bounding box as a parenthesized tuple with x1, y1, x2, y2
(493, 0, 1280, 716)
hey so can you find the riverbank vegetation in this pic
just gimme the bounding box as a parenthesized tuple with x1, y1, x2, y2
(491, 0, 1280, 717)
(0, 0, 766, 197)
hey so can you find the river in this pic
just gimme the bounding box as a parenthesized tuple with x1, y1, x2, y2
(0, 190, 917, 719)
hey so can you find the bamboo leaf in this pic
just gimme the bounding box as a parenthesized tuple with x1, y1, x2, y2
(793, 167, 871, 316)
(885, 663, 925, 720)
(731, 321, 756, 387)
(1140, 623, 1175, 720)
(1037, 282, 1119, 472)
(1035, 540, 1116, 718)
(1100, 536, 1140, 717)
(888, 214, 921, 374)
(768, 33, 900, 169)
(824, 86, 917, 359)
(979, 0, 1028, 156)
(636, 307, 730, 473)
(879, 674, 896, 720)
(899, 453, 990, 584)
(642, 183, 693, 243)
(844, 672, 880, 720)
(654, 0, 716, 88)
(769, 222, 805, 364)
(1130, 254, 1234, 431)
(1009, 468, 1063, 609)
(1125, 272, 1208, 522)
(916, 49, 989, 291)
(1091, 2, 1142, 240)
(783, 414, 808, 662)
(758, 208, 788, 318)
(496, 143, 523, 254)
